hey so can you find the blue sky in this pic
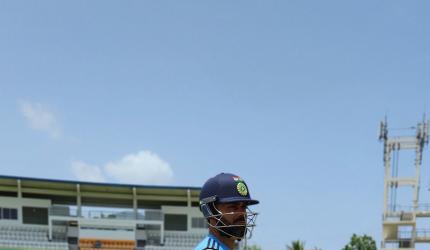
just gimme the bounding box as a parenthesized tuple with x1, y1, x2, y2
(1, 1, 430, 249)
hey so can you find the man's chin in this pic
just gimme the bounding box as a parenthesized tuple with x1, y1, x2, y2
(222, 226, 246, 239)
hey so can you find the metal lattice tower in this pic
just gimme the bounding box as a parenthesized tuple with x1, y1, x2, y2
(380, 118, 429, 250)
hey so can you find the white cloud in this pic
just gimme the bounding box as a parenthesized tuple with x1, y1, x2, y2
(71, 151, 174, 185)
(71, 161, 106, 182)
(104, 150, 174, 185)
(19, 101, 61, 139)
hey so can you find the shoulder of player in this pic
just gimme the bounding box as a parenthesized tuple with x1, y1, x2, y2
(195, 236, 223, 250)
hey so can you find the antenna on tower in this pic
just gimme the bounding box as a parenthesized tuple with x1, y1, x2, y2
(379, 116, 388, 141)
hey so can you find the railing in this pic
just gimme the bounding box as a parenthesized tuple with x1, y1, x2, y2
(50, 206, 78, 217)
(86, 210, 139, 220)
(49, 206, 163, 221)
(398, 230, 413, 239)
(386, 203, 430, 213)
(387, 204, 414, 212)
(382, 239, 412, 249)
(415, 229, 430, 239)
(417, 203, 430, 212)
(390, 229, 430, 240)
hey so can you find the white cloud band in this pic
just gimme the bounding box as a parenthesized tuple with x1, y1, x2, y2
(71, 161, 106, 182)
(71, 150, 174, 185)
(19, 101, 61, 139)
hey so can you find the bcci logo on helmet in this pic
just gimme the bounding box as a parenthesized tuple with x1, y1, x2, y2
(236, 182, 248, 196)
(233, 175, 248, 196)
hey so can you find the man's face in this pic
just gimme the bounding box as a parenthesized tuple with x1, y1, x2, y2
(212, 201, 247, 238)
(216, 201, 247, 224)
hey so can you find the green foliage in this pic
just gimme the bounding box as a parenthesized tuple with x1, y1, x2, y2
(342, 234, 377, 250)
(286, 240, 305, 250)
(244, 244, 262, 250)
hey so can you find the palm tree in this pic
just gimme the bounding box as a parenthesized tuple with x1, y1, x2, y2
(286, 240, 305, 250)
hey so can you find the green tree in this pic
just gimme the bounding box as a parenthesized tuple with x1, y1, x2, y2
(342, 234, 377, 250)
(286, 240, 305, 250)
(244, 244, 262, 250)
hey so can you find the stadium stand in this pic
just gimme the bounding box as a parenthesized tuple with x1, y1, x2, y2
(0, 225, 68, 250)
(0, 175, 206, 250)
(145, 231, 206, 249)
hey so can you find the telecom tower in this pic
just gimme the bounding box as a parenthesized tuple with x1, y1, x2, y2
(380, 118, 429, 250)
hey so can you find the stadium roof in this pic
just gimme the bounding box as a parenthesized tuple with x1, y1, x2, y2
(0, 175, 201, 208)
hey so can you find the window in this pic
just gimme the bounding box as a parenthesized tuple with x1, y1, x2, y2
(23, 207, 48, 225)
(192, 217, 207, 229)
(0, 207, 18, 220)
(164, 214, 187, 231)
(10, 208, 17, 219)
(3, 208, 10, 219)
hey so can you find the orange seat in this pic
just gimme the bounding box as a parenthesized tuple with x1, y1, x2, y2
(79, 238, 135, 250)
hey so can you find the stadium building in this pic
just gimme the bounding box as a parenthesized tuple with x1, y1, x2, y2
(0, 175, 207, 250)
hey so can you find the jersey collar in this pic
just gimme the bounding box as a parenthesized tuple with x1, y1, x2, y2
(208, 232, 230, 250)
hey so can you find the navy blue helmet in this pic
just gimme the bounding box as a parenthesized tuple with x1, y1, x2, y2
(199, 173, 259, 206)
(199, 173, 259, 240)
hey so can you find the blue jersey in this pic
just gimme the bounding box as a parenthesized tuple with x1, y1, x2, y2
(194, 233, 230, 250)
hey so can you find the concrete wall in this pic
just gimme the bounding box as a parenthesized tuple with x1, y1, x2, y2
(0, 196, 51, 226)
(161, 205, 206, 233)
(79, 227, 135, 240)
(77, 218, 138, 240)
